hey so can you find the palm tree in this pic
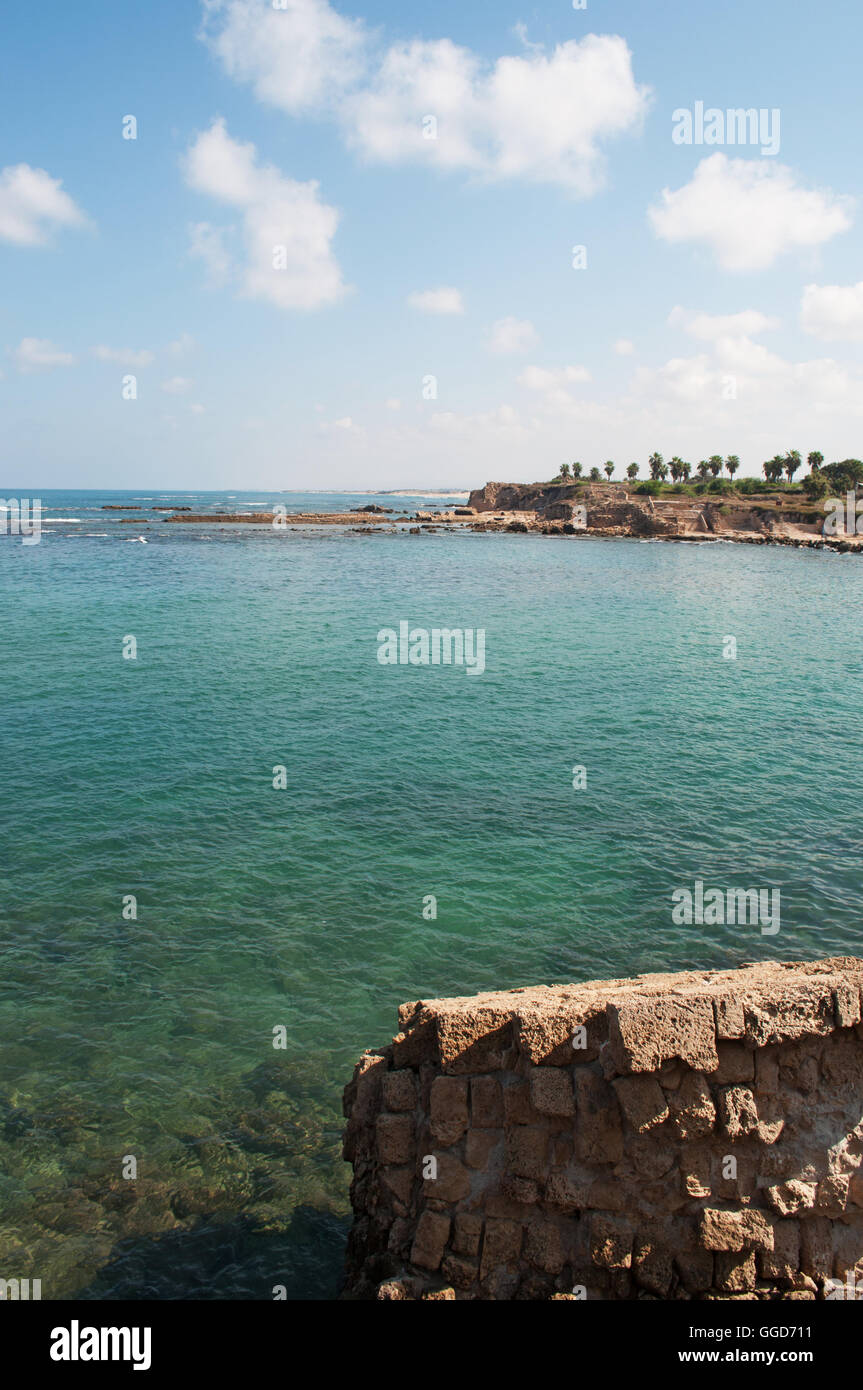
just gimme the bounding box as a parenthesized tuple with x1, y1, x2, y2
(763, 455, 784, 484)
(726, 455, 740, 482)
(604, 461, 614, 481)
(697, 460, 711, 481)
(572, 462, 583, 478)
(648, 452, 665, 481)
(709, 455, 723, 478)
(669, 457, 683, 482)
(784, 449, 802, 484)
(807, 451, 824, 472)
(589, 466, 602, 481)
(626, 463, 639, 481)
(680, 460, 692, 481)
(558, 463, 571, 480)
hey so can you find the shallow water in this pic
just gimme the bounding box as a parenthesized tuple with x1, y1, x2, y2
(1, 490, 862, 1297)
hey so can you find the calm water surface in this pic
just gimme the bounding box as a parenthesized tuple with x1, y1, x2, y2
(1, 490, 861, 1297)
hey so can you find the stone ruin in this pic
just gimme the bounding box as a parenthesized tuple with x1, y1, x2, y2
(342, 957, 863, 1299)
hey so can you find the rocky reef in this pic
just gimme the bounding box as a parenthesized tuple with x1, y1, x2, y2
(342, 957, 863, 1300)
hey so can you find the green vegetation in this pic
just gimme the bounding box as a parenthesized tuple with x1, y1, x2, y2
(543, 449, 860, 506)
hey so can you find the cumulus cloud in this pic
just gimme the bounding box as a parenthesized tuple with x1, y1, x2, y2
(12, 338, 77, 372)
(648, 154, 853, 271)
(801, 281, 863, 341)
(201, 1, 650, 192)
(183, 118, 347, 309)
(614, 338, 635, 356)
(488, 317, 538, 354)
(407, 287, 464, 315)
(161, 376, 194, 394)
(201, 0, 367, 114)
(0, 164, 87, 246)
(93, 346, 155, 367)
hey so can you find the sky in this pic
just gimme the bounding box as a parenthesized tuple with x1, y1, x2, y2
(2, 0, 863, 490)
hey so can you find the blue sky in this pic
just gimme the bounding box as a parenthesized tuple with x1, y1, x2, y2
(2, 0, 863, 489)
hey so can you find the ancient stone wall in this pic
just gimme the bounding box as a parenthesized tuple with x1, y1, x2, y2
(342, 958, 863, 1300)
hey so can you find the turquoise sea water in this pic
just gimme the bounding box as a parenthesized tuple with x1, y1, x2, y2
(2, 489, 863, 1298)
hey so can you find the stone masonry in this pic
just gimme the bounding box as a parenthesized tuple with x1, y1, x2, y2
(342, 958, 863, 1299)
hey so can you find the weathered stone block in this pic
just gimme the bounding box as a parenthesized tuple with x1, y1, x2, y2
(714, 1250, 756, 1292)
(376, 1112, 415, 1165)
(423, 1152, 471, 1203)
(717, 1086, 759, 1139)
(383, 1070, 417, 1112)
(465, 1126, 501, 1170)
(765, 1180, 818, 1216)
(834, 985, 861, 1029)
(713, 1043, 755, 1084)
(503, 1079, 539, 1125)
(613, 1075, 669, 1133)
(524, 1217, 565, 1274)
(410, 1210, 451, 1271)
(700, 1208, 774, 1253)
(607, 995, 718, 1074)
(800, 1217, 832, 1280)
(452, 1213, 483, 1257)
(480, 1218, 523, 1277)
(714, 996, 745, 1040)
(668, 1071, 715, 1140)
(574, 1070, 624, 1164)
(758, 1219, 799, 1281)
(590, 1215, 634, 1270)
(471, 1075, 504, 1128)
(529, 1066, 574, 1117)
(430, 1076, 468, 1146)
(441, 1253, 479, 1290)
(504, 1126, 548, 1180)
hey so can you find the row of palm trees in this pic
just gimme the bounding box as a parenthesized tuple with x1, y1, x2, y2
(556, 450, 824, 485)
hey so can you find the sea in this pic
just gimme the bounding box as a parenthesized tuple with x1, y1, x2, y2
(1, 488, 862, 1298)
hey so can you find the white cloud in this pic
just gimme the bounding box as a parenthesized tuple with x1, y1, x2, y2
(12, 338, 77, 372)
(518, 364, 591, 410)
(648, 154, 853, 271)
(202, 2, 650, 192)
(668, 306, 779, 340)
(93, 345, 155, 367)
(407, 287, 464, 315)
(614, 338, 635, 356)
(161, 376, 194, 394)
(183, 119, 347, 309)
(801, 281, 863, 341)
(190, 402, 206, 414)
(520, 364, 591, 390)
(0, 164, 87, 246)
(488, 316, 538, 354)
(201, 0, 367, 115)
